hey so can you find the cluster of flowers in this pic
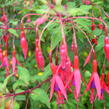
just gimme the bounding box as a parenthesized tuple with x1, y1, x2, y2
(1, 8, 109, 105)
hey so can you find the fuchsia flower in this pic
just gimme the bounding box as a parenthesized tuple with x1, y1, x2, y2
(85, 0, 91, 5)
(72, 55, 81, 101)
(100, 73, 109, 100)
(104, 36, 109, 61)
(50, 63, 67, 102)
(34, 16, 48, 26)
(12, 47, 22, 76)
(84, 48, 93, 67)
(49, 45, 68, 103)
(35, 38, 45, 71)
(0, 50, 9, 68)
(0, 45, 3, 63)
(107, 72, 109, 88)
(1, 12, 8, 23)
(98, 24, 104, 30)
(85, 59, 101, 101)
(20, 30, 28, 59)
(60, 43, 68, 70)
(0, 50, 10, 77)
(3, 33, 10, 50)
(12, 49, 17, 73)
(64, 55, 81, 101)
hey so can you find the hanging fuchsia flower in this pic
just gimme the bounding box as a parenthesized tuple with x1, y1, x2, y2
(71, 41, 75, 52)
(49, 55, 67, 102)
(3, 33, 10, 50)
(85, 0, 91, 5)
(1, 12, 8, 23)
(64, 57, 71, 81)
(64, 55, 81, 101)
(50, 69, 67, 101)
(0, 50, 9, 68)
(12, 48, 17, 73)
(11, 47, 22, 76)
(34, 16, 48, 26)
(35, 38, 45, 71)
(98, 24, 104, 30)
(0, 45, 3, 63)
(20, 30, 28, 59)
(73, 55, 81, 100)
(60, 43, 68, 69)
(104, 36, 109, 61)
(84, 48, 93, 67)
(107, 72, 109, 88)
(91, 20, 96, 31)
(100, 73, 109, 100)
(35, 48, 45, 71)
(0, 50, 10, 77)
(85, 59, 101, 99)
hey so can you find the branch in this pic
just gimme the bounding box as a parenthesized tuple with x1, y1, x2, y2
(4, 77, 51, 98)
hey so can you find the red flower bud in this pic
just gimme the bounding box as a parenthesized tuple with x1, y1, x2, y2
(27, 16, 31, 23)
(60, 44, 68, 69)
(104, 37, 109, 61)
(74, 55, 79, 69)
(91, 23, 96, 31)
(98, 24, 104, 30)
(34, 16, 48, 26)
(92, 59, 97, 72)
(35, 48, 44, 71)
(20, 31, 28, 59)
(12, 49, 17, 73)
(1, 13, 8, 23)
(92, 38, 98, 45)
(85, 0, 91, 5)
(0, 45, 3, 62)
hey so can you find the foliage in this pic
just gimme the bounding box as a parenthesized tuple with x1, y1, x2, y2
(0, 0, 109, 109)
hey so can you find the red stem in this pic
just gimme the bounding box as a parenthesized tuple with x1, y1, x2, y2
(3, 78, 50, 98)
(64, 16, 108, 36)
(0, 27, 35, 30)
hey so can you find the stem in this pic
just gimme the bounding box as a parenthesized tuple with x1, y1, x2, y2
(58, 104, 60, 109)
(55, 46, 59, 65)
(3, 78, 50, 98)
(64, 16, 108, 36)
(21, 13, 43, 24)
(76, 103, 78, 109)
(0, 27, 34, 30)
(73, 28, 78, 55)
(60, 16, 66, 44)
(92, 103, 95, 109)
(39, 17, 56, 47)
(73, 22, 95, 55)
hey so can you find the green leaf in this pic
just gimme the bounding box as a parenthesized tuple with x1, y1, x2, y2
(32, 64, 51, 82)
(15, 89, 26, 101)
(74, 18, 91, 32)
(14, 101, 20, 109)
(56, 0, 62, 5)
(8, 29, 19, 37)
(95, 35, 104, 51)
(80, 5, 92, 12)
(13, 80, 27, 90)
(30, 88, 50, 108)
(92, 28, 103, 36)
(2, 73, 14, 92)
(17, 66, 30, 85)
(51, 29, 62, 50)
